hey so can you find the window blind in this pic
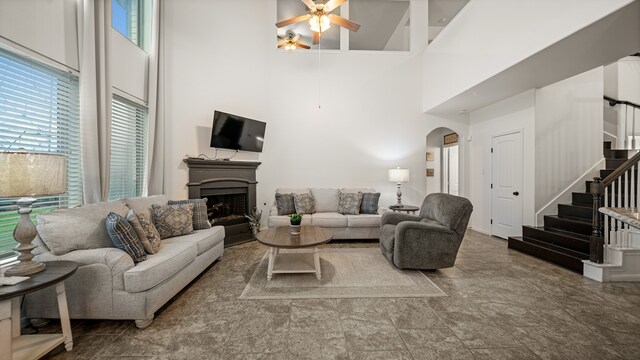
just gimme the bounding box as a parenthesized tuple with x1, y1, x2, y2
(108, 95, 148, 201)
(0, 48, 82, 259)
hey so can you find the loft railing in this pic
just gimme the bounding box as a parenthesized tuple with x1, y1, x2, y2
(590, 151, 640, 263)
(590, 96, 640, 263)
(605, 95, 640, 149)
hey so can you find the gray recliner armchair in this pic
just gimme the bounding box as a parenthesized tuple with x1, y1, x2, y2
(380, 193, 473, 270)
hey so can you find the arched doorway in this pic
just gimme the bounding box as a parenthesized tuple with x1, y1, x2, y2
(426, 127, 461, 196)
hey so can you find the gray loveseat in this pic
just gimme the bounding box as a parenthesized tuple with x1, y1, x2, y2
(267, 188, 388, 239)
(24, 195, 224, 328)
(380, 193, 473, 269)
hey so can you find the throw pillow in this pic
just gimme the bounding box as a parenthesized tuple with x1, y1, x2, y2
(126, 210, 160, 254)
(275, 193, 296, 215)
(293, 193, 315, 215)
(338, 191, 363, 215)
(105, 212, 146, 263)
(168, 198, 211, 230)
(136, 213, 162, 252)
(360, 192, 381, 214)
(152, 204, 194, 239)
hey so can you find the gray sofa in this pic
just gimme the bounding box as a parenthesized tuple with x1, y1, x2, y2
(380, 193, 473, 269)
(24, 195, 224, 329)
(267, 188, 388, 239)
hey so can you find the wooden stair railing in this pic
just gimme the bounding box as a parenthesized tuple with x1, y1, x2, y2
(590, 151, 640, 263)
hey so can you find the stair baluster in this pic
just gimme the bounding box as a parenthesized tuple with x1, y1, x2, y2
(592, 150, 640, 263)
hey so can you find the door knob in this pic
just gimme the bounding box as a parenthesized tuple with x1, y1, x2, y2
(513, 191, 519, 196)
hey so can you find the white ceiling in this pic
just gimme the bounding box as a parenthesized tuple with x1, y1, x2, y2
(276, 0, 410, 51)
(276, 0, 469, 50)
(349, 0, 410, 51)
(428, 0, 470, 42)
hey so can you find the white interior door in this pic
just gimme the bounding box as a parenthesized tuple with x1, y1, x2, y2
(491, 131, 523, 239)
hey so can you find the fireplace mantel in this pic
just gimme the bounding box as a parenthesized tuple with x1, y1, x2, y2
(184, 158, 261, 247)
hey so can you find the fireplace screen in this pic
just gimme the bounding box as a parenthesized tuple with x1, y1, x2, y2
(203, 193, 247, 226)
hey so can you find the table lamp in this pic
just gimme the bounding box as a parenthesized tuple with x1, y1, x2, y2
(388, 167, 410, 206)
(0, 151, 67, 276)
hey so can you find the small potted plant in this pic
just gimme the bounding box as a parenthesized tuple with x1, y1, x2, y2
(289, 213, 302, 235)
(244, 208, 262, 235)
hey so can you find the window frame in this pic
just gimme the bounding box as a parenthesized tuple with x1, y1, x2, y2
(0, 46, 82, 260)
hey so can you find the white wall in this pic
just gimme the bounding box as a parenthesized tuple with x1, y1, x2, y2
(467, 90, 536, 235)
(618, 57, 640, 105)
(161, 0, 467, 219)
(422, 0, 634, 113)
(535, 67, 604, 211)
(0, 0, 78, 70)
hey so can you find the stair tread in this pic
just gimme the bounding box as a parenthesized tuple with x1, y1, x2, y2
(560, 203, 592, 209)
(523, 236, 589, 257)
(547, 214, 591, 224)
(508, 237, 585, 274)
(524, 226, 590, 242)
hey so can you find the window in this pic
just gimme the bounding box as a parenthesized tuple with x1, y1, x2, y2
(108, 96, 148, 201)
(0, 48, 82, 259)
(112, 0, 153, 52)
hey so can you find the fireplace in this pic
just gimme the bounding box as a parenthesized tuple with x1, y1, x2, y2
(203, 191, 247, 226)
(184, 159, 261, 247)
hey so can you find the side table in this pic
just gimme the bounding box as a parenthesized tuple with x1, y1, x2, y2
(0, 261, 78, 360)
(389, 205, 420, 214)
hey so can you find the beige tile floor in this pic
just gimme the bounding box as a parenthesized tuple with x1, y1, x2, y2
(41, 230, 640, 359)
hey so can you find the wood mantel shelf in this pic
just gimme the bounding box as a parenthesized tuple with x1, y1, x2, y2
(183, 158, 261, 169)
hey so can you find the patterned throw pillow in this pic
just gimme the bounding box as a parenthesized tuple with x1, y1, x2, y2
(152, 204, 194, 239)
(338, 191, 363, 215)
(105, 212, 146, 263)
(276, 193, 296, 215)
(360, 192, 381, 214)
(136, 213, 161, 252)
(293, 193, 315, 215)
(168, 198, 211, 230)
(127, 210, 160, 254)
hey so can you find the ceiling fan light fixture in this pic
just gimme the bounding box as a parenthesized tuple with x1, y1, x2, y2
(309, 14, 331, 33)
(285, 43, 296, 50)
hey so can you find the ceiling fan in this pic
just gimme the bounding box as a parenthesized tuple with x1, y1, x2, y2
(278, 33, 310, 50)
(276, 0, 361, 40)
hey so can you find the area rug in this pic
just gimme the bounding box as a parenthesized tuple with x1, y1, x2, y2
(239, 248, 447, 300)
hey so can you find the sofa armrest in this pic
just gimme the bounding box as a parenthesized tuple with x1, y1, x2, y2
(381, 212, 422, 226)
(34, 247, 135, 276)
(269, 205, 278, 217)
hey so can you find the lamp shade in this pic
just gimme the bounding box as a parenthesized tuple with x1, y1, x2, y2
(388, 167, 410, 183)
(0, 152, 67, 197)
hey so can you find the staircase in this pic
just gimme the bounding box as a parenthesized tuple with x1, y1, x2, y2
(508, 141, 635, 274)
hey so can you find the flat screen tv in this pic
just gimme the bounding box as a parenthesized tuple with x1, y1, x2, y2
(210, 111, 266, 152)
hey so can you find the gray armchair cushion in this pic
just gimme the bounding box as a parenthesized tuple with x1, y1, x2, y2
(380, 193, 473, 270)
(419, 194, 472, 236)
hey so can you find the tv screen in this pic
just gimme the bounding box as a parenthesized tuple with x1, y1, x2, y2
(210, 111, 266, 153)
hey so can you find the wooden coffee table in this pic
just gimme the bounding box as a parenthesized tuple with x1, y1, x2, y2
(256, 226, 332, 280)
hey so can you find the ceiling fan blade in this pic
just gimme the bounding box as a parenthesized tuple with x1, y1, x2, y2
(277, 35, 286, 40)
(313, 32, 320, 44)
(301, 0, 316, 10)
(295, 42, 311, 49)
(276, 14, 312, 28)
(324, 0, 347, 12)
(328, 14, 361, 32)
(278, 44, 286, 48)
(292, 34, 301, 42)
